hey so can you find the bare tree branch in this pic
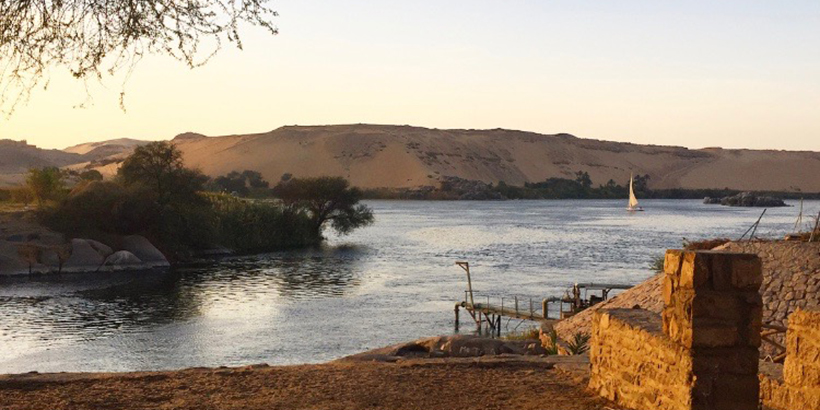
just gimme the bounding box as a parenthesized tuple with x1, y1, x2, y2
(0, 0, 278, 114)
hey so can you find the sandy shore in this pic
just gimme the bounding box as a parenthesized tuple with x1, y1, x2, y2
(0, 356, 619, 410)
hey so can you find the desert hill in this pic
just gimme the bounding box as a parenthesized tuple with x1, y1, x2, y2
(171, 124, 820, 191)
(0, 140, 84, 186)
(2, 125, 820, 191)
(63, 138, 148, 161)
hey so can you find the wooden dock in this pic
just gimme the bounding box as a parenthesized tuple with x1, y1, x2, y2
(452, 261, 630, 335)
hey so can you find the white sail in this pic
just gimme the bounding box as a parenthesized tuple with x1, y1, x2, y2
(628, 174, 640, 209)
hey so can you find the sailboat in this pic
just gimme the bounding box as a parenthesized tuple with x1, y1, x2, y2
(627, 174, 644, 212)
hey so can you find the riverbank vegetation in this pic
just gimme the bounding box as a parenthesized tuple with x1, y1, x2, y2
(361, 172, 820, 201)
(8, 142, 373, 260)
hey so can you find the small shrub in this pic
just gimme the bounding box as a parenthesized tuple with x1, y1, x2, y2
(502, 326, 540, 341)
(26, 167, 66, 205)
(650, 255, 665, 273)
(542, 329, 559, 355)
(566, 332, 591, 355)
(205, 193, 320, 252)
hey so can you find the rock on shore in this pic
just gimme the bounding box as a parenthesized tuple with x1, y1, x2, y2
(1, 233, 169, 275)
(703, 192, 787, 207)
(341, 335, 546, 362)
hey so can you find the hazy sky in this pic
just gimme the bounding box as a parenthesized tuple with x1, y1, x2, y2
(1, 0, 818, 150)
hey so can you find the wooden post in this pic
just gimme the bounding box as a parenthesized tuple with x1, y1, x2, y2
(529, 298, 534, 319)
(456, 261, 478, 327)
(542, 299, 549, 320)
(456, 262, 475, 308)
(515, 296, 519, 317)
(454, 303, 460, 331)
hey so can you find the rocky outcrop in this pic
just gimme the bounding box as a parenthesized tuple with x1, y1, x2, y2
(63, 238, 106, 271)
(86, 239, 114, 258)
(439, 176, 505, 200)
(704, 192, 787, 207)
(0, 240, 30, 275)
(340, 335, 546, 362)
(104, 251, 143, 267)
(0, 235, 169, 275)
(122, 235, 170, 267)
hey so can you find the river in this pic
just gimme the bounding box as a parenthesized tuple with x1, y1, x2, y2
(0, 199, 816, 373)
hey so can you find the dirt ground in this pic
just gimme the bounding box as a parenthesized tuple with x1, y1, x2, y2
(0, 357, 620, 410)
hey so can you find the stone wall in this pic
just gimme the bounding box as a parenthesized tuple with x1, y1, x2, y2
(589, 309, 693, 409)
(557, 240, 820, 359)
(760, 308, 820, 410)
(589, 250, 763, 410)
(722, 241, 820, 357)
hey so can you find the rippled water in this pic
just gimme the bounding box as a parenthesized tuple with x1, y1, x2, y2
(1, 199, 816, 373)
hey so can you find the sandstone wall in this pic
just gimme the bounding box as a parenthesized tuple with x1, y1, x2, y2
(589, 250, 763, 410)
(557, 241, 820, 359)
(722, 241, 820, 357)
(760, 309, 820, 410)
(589, 309, 692, 409)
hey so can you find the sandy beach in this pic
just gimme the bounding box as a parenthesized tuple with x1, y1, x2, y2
(0, 355, 619, 410)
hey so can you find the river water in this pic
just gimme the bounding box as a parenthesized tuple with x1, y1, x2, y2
(0, 199, 816, 373)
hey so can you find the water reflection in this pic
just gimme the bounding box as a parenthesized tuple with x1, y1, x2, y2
(1, 199, 817, 373)
(0, 245, 366, 356)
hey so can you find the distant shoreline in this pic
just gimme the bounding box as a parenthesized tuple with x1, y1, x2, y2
(360, 183, 820, 201)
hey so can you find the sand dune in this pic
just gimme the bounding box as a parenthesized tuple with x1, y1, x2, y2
(173, 124, 820, 191)
(2, 124, 819, 191)
(63, 138, 149, 161)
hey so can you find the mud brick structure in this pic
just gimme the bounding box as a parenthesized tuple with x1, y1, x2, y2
(760, 308, 820, 409)
(589, 250, 763, 410)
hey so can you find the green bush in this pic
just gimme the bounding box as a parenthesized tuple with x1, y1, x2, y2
(566, 332, 591, 355)
(39, 142, 368, 259)
(206, 193, 320, 252)
(26, 167, 66, 205)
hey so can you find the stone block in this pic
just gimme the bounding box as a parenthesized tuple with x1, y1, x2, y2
(708, 251, 763, 291)
(665, 249, 684, 276)
(680, 251, 712, 290)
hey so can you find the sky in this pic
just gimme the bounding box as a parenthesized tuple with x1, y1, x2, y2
(0, 0, 818, 150)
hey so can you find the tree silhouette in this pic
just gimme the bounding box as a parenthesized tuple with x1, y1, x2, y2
(0, 0, 278, 112)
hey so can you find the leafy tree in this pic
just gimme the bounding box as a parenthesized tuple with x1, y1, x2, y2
(273, 176, 374, 237)
(0, 0, 278, 113)
(243, 170, 269, 189)
(632, 174, 651, 193)
(118, 141, 207, 205)
(25, 167, 65, 205)
(210, 170, 269, 196)
(574, 171, 592, 189)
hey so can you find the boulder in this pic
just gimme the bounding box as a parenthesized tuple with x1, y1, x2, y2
(40, 249, 60, 267)
(63, 238, 105, 270)
(121, 235, 169, 267)
(104, 250, 143, 266)
(86, 239, 114, 258)
(0, 240, 29, 275)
